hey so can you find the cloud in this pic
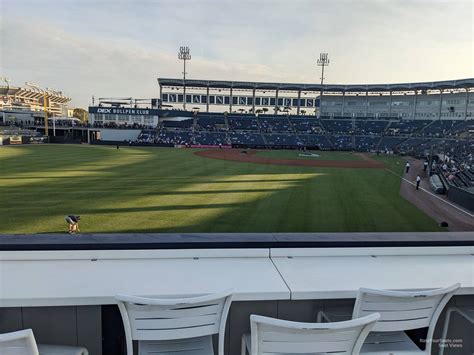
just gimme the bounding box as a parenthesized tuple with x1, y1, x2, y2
(1, 0, 472, 107)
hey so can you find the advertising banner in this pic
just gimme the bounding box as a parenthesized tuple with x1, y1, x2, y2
(29, 136, 48, 144)
(9, 136, 22, 145)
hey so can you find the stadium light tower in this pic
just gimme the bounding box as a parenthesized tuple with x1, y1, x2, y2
(178, 46, 191, 110)
(317, 53, 330, 117)
(317, 52, 330, 86)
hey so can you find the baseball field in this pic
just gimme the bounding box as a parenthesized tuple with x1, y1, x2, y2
(0, 145, 441, 234)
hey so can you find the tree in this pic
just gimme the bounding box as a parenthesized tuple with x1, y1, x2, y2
(73, 108, 88, 123)
(262, 108, 269, 114)
(301, 109, 307, 115)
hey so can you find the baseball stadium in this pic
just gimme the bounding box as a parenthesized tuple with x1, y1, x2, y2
(1, 1, 474, 353)
(1, 77, 473, 234)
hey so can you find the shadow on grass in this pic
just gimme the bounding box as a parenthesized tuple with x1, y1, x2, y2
(0, 146, 441, 234)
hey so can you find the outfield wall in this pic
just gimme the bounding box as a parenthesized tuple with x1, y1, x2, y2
(96, 128, 142, 142)
(447, 185, 474, 212)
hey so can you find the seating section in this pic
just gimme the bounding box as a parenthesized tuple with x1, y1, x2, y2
(378, 137, 407, 151)
(330, 135, 353, 150)
(258, 116, 292, 132)
(196, 116, 227, 131)
(297, 134, 332, 149)
(322, 120, 353, 134)
(229, 132, 265, 145)
(156, 130, 192, 145)
(449, 120, 474, 135)
(193, 132, 229, 145)
(423, 120, 463, 137)
(130, 112, 473, 154)
(228, 116, 259, 131)
(355, 120, 389, 135)
(355, 136, 380, 151)
(264, 133, 298, 146)
(386, 120, 431, 135)
(435, 140, 474, 190)
(290, 117, 324, 133)
(136, 130, 157, 144)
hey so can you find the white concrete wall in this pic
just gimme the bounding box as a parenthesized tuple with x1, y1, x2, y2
(99, 129, 141, 142)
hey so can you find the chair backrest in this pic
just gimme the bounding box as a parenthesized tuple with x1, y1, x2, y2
(353, 284, 460, 353)
(0, 329, 39, 355)
(249, 313, 380, 355)
(116, 290, 233, 355)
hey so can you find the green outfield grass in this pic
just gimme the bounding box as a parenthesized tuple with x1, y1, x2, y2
(256, 150, 361, 160)
(0, 145, 441, 234)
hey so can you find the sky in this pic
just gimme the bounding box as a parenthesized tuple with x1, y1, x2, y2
(1, 0, 473, 108)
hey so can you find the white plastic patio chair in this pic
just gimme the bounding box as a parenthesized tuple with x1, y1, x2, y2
(0, 329, 38, 355)
(241, 313, 380, 355)
(318, 284, 460, 354)
(0, 329, 88, 355)
(115, 290, 233, 355)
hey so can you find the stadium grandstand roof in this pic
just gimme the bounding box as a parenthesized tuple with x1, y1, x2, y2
(158, 77, 474, 92)
(0, 85, 70, 103)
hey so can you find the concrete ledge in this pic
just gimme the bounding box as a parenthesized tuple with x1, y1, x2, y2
(0, 232, 473, 250)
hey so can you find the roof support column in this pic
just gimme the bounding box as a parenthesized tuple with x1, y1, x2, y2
(206, 86, 210, 113)
(464, 89, 469, 121)
(229, 86, 233, 113)
(341, 91, 345, 117)
(438, 90, 443, 120)
(274, 89, 279, 114)
(413, 90, 418, 120)
(318, 89, 323, 118)
(365, 91, 369, 117)
(296, 90, 302, 115)
(159, 84, 162, 108)
(389, 91, 393, 117)
(252, 87, 256, 114)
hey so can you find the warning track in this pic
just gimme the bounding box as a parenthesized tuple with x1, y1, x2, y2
(194, 149, 385, 169)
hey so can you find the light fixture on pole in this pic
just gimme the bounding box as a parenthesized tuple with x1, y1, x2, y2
(317, 53, 330, 117)
(317, 53, 330, 85)
(178, 46, 191, 110)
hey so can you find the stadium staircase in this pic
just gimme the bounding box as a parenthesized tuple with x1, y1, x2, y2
(421, 119, 439, 136)
(223, 114, 230, 131)
(192, 114, 199, 132)
(374, 136, 384, 151)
